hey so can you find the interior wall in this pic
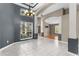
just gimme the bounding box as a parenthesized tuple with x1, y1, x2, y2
(77, 9, 79, 54)
(77, 10, 79, 42)
(62, 14, 69, 42)
(0, 3, 34, 48)
(0, 3, 16, 48)
(14, 5, 34, 41)
(43, 22, 49, 37)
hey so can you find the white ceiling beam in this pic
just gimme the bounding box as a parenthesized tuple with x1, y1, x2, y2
(42, 3, 69, 15)
(14, 3, 29, 9)
(35, 3, 53, 15)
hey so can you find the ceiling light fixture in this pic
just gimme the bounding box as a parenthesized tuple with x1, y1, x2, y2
(25, 4, 35, 16)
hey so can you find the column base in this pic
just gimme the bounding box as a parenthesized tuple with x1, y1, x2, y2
(68, 38, 78, 54)
(57, 34, 61, 41)
(41, 32, 44, 37)
(33, 33, 38, 39)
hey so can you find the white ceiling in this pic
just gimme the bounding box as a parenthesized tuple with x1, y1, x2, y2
(32, 3, 46, 11)
(45, 17, 61, 24)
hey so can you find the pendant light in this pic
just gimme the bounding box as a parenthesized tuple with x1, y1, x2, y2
(25, 4, 35, 16)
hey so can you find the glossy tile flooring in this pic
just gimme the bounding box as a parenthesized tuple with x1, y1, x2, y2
(0, 37, 76, 56)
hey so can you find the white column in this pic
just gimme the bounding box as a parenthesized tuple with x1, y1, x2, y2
(69, 3, 77, 39)
(41, 18, 44, 33)
(34, 15, 38, 33)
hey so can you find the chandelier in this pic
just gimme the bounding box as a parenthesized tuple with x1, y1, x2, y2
(25, 4, 35, 16)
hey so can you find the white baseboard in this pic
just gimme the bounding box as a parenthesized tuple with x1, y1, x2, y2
(0, 42, 16, 52)
(59, 41, 68, 44)
(67, 51, 78, 56)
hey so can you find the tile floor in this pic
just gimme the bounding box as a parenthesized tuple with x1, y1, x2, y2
(0, 37, 77, 56)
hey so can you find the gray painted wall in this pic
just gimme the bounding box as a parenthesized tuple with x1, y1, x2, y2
(77, 9, 79, 55)
(0, 3, 34, 48)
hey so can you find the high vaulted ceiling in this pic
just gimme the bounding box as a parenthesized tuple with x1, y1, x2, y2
(15, 3, 79, 16)
(14, 3, 51, 11)
(21, 3, 38, 8)
(14, 3, 44, 10)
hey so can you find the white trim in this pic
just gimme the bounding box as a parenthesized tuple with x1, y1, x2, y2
(14, 3, 29, 9)
(20, 37, 32, 40)
(0, 43, 16, 52)
(59, 41, 68, 44)
(67, 51, 78, 56)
